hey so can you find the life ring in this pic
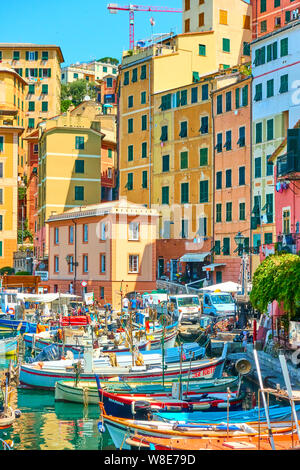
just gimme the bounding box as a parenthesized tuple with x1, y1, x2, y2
(8, 307, 15, 315)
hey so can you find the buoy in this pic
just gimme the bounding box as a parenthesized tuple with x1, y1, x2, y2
(97, 422, 105, 433)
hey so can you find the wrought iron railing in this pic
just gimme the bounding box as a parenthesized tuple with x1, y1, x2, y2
(277, 152, 300, 178)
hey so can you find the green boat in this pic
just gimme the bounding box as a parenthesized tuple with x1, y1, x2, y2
(54, 375, 239, 405)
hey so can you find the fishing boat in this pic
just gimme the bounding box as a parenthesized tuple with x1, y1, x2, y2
(97, 387, 245, 419)
(0, 315, 38, 334)
(54, 375, 240, 405)
(0, 337, 18, 356)
(125, 432, 300, 451)
(18, 343, 228, 390)
(0, 366, 21, 429)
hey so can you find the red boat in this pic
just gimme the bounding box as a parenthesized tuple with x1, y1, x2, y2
(50, 315, 91, 327)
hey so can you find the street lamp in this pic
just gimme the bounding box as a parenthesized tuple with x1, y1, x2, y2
(234, 232, 248, 296)
(234, 232, 245, 257)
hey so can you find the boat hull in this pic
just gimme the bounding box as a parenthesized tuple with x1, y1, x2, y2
(0, 338, 18, 356)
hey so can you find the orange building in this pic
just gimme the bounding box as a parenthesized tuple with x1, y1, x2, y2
(211, 74, 252, 284)
(251, 0, 300, 39)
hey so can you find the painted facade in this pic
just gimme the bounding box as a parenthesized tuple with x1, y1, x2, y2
(46, 200, 158, 309)
(251, 0, 300, 39)
(61, 60, 118, 84)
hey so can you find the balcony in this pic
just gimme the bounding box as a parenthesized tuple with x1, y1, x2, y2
(277, 152, 300, 180)
(277, 233, 299, 254)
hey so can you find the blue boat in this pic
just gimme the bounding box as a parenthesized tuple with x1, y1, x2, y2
(154, 404, 300, 424)
(0, 315, 37, 334)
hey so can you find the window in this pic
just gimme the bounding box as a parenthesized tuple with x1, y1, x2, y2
(162, 186, 169, 205)
(128, 118, 133, 133)
(103, 66, 107, 73)
(180, 151, 188, 169)
(216, 133, 222, 153)
(184, 18, 190, 33)
(267, 119, 274, 141)
(55, 227, 59, 244)
(266, 193, 273, 223)
(13, 51, 20, 61)
(128, 145, 133, 162)
(128, 95, 133, 108)
(202, 84, 209, 101)
(199, 44, 206, 56)
(243, 15, 251, 29)
(140, 65, 147, 80)
(243, 42, 250, 56)
(199, 12, 204, 27)
(42, 84, 48, 94)
(260, 20, 267, 33)
(267, 79, 274, 98)
(225, 130, 232, 151)
(83, 224, 88, 242)
(255, 157, 262, 178)
(216, 171, 222, 190)
(100, 222, 107, 240)
(200, 148, 208, 166)
(141, 142, 147, 158)
(100, 254, 106, 273)
(239, 202, 246, 221)
(0, 162, 3, 177)
(68, 256, 74, 273)
(261, 0, 266, 13)
(75, 186, 84, 200)
(185, 0, 190, 10)
(236, 88, 240, 109)
(239, 166, 246, 186)
(160, 94, 172, 111)
(280, 38, 288, 57)
(256, 122, 263, 144)
(225, 91, 232, 112)
(266, 157, 274, 176)
(108, 149, 113, 158)
(264, 233, 273, 244)
(28, 84, 35, 94)
(225, 169, 232, 188)
(181, 183, 189, 204)
(141, 115, 147, 131)
(83, 255, 88, 273)
(181, 219, 188, 239)
(162, 155, 170, 172)
(179, 121, 188, 138)
(199, 180, 209, 203)
(191, 87, 198, 104)
(222, 38, 230, 53)
(274, 0, 280, 8)
(127, 173, 133, 190)
(132, 68, 138, 83)
(142, 170, 147, 188)
(216, 204, 222, 223)
(42, 51, 48, 61)
(214, 240, 221, 255)
(160, 125, 168, 142)
(54, 256, 59, 273)
(216, 95, 223, 114)
(141, 91, 146, 104)
(243, 85, 249, 106)
(106, 77, 113, 88)
(267, 42, 277, 62)
(69, 226, 74, 244)
(254, 47, 265, 66)
(74, 73, 78, 79)
(28, 101, 35, 111)
(180, 90, 187, 107)
(238, 126, 246, 147)
(283, 209, 290, 234)
(75, 136, 84, 150)
(42, 102, 48, 112)
(219, 10, 228, 25)
(124, 71, 129, 85)
(129, 222, 139, 240)
(129, 255, 139, 273)
(226, 202, 232, 222)
(198, 217, 207, 237)
(254, 83, 263, 101)
(279, 74, 288, 93)
(223, 238, 230, 255)
(200, 116, 208, 134)
(100, 287, 105, 299)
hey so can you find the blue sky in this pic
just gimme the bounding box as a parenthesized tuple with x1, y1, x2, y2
(1, 0, 183, 65)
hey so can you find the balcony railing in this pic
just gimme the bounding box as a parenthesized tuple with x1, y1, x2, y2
(277, 152, 300, 179)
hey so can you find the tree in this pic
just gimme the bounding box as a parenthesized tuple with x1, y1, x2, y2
(250, 254, 300, 319)
(97, 57, 119, 65)
(0, 266, 14, 275)
(61, 99, 73, 113)
(61, 79, 97, 109)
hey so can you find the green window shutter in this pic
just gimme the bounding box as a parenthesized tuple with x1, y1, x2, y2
(42, 84, 48, 94)
(180, 90, 187, 106)
(141, 142, 147, 158)
(141, 91, 146, 104)
(124, 71, 129, 85)
(75, 186, 84, 200)
(279, 74, 288, 93)
(181, 183, 189, 204)
(128, 145, 133, 161)
(128, 118, 133, 133)
(42, 102, 48, 112)
(256, 122, 262, 144)
(266, 193, 273, 223)
(199, 180, 208, 203)
(75, 136, 84, 150)
(267, 119, 274, 141)
(28, 118, 35, 129)
(200, 148, 208, 166)
(226, 202, 232, 221)
(267, 79, 274, 98)
(255, 157, 262, 178)
(217, 94, 223, 114)
(264, 233, 273, 244)
(223, 238, 230, 255)
(132, 68, 138, 82)
(39, 68, 42, 78)
(179, 121, 188, 138)
(222, 38, 230, 52)
(127, 173, 133, 190)
(180, 151, 188, 169)
(216, 171, 222, 189)
(28, 101, 35, 111)
(242, 85, 248, 106)
(280, 38, 288, 57)
(239, 202, 246, 221)
(128, 95, 133, 108)
(42, 51, 48, 61)
(29, 84, 35, 94)
(254, 83, 262, 101)
(216, 203, 222, 223)
(235, 88, 240, 109)
(75, 160, 84, 173)
(141, 115, 147, 131)
(140, 65, 147, 80)
(162, 186, 169, 205)
(160, 125, 168, 142)
(142, 170, 147, 188)
(214, 240, 221, 255)
(26, 51, 29, 60)
(162, 155, 169, 172)
(48, 68, 51, 77)
(261, 0, 266, 13)
(35, 51, 38, 60)
(25, 68, 29, 77)
(199, 44, 206, 56)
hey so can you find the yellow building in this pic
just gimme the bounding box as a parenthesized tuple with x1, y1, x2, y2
(0, 69, 27, 267)
(36, 112, 103, 263)
(118, 7, 252, 206)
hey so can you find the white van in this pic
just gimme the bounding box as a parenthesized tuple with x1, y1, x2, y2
(202, 291, 236, 318)
(168, 294, 201, 324)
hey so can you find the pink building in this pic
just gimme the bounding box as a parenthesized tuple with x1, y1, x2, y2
(270, 126, 300, 254)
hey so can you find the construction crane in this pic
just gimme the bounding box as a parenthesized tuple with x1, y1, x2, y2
(107, 3, 182, 50)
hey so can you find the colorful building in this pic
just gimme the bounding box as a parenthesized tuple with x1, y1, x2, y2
(61, 59, 118, 84)
(212, 74, 252, 284)
(0, 68, 27, 267)
(35, 112, 103, 266)
(251, 0, 300, 39)
(46, 200, 158, 309)
(251, 18, 300, 271)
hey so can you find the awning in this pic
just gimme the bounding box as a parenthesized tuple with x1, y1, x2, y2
(202, 263, 226, 272)
(180, 252, 210, 263)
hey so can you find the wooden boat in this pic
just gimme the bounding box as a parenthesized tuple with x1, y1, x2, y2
(125, 433, 300, 451)
(55, 375, 239, 405)
(19, 343, 228, 390)
(101, 412, 296, 450)
(98, 387, 244, 419)
(0, 337, 18, 356)
(0, 406, 19, 430)
(0, 316, 38, 333)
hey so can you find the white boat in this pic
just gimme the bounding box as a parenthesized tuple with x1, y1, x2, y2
(0, 337, 18, 356)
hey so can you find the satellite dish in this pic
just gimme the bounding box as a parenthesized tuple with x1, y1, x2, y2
(84, 95, 91, 101)
(235, 358, 251, 376)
